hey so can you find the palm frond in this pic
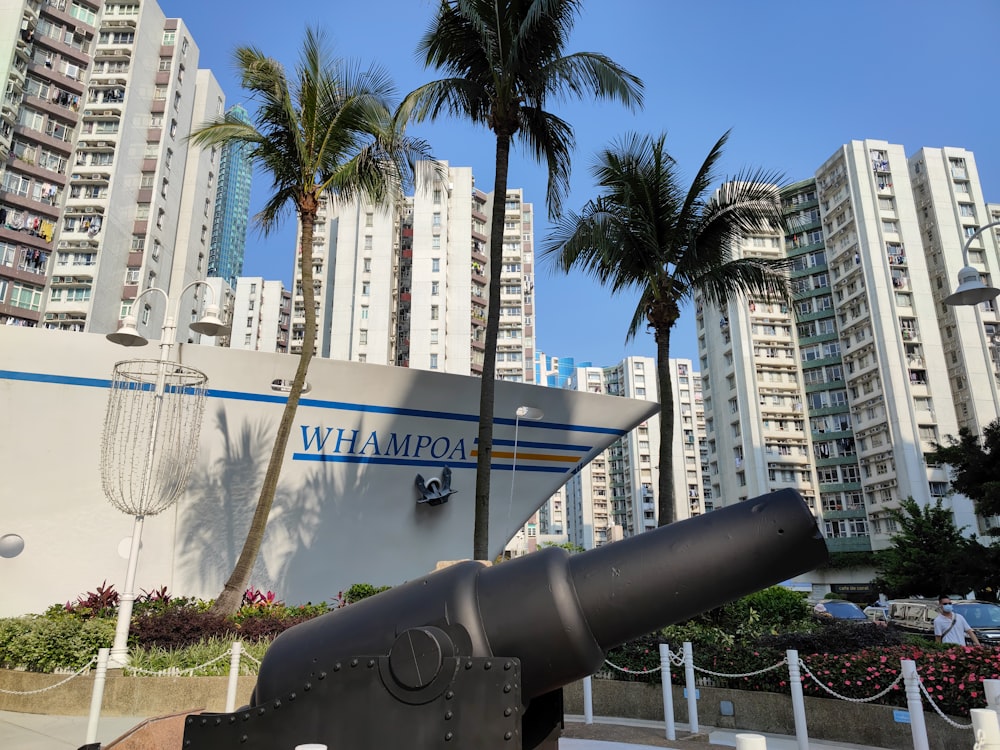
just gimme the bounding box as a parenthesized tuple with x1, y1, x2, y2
(517, 107, 573, 217)
(691, 256, 789, 309)
(398, 78, 490, 126)
(535, 52, 643, 109)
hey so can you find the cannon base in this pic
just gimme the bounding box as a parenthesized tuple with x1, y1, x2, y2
(182, 655, 532, 749)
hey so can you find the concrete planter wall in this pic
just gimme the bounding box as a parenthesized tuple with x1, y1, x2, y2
(563, 678, 970, 750)
(0, 669, 255, 716)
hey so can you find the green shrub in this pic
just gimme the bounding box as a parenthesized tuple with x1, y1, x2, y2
(0, 615, 114, 672)
(342, 583, 392, 604)
(757, 619, 905, 654)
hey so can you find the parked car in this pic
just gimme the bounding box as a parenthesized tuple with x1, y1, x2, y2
(813, 600, 870, 622)
(887, 599, 1000, 645)
(863, 603, 889, 624)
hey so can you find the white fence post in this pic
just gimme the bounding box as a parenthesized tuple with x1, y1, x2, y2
(972, 708, 1000, 750)
(683, 641, 698, 734)
(734, 734, 768, 750)
(901, 659, 929, 750)
(659, 643, 675, 741)
(583, 675, 593, 724)
(226, 641, 243, 713)
(85, 647, 110, 745)
(785, 649, 808, 750)
(985, 679, 1000, 718)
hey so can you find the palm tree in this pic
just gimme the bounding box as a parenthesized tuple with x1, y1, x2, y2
(400, 0, 643, 560)
(190, 28, 427, 615)
(544, 130, 788, 527)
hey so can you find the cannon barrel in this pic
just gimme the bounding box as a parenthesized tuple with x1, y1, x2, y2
(253, 488, 827, 706)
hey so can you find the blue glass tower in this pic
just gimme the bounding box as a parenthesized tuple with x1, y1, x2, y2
(208, 104, 253, 287)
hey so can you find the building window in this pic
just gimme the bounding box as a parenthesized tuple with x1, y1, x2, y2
(430, 353, 439, 369)
(361, 281, 370, 296)
(361, 305, 369, 320)
(430, 305, 439, 320)
(431, 281, 439, 295)
(430, 328, 439, 344)
(432, 258, 440, 272)
(359, 329, 368, 345)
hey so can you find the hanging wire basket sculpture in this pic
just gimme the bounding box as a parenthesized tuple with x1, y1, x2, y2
(100, 359, 208, 516)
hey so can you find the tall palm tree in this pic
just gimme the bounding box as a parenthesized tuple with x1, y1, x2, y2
(544, 130, 788, 527)
(400, 0, 643, 560)
(190, 28, 427, 615)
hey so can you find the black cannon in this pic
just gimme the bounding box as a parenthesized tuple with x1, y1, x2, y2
(183, 488, 827, 750)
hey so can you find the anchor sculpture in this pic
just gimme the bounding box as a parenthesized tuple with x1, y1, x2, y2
(415, 466, 457, 506)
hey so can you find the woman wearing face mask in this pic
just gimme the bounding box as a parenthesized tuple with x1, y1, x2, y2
(934, 595, 982, 646)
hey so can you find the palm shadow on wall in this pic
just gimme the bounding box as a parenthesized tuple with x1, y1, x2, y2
(176, 405, 369, 602)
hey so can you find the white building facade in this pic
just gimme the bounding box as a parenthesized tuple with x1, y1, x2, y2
(228, 276, 290, 353)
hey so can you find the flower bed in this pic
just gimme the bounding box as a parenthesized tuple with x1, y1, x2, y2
(605, 639, 1000, 718)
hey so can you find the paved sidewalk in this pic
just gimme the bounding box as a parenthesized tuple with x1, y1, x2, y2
(1, 710, 888, 749)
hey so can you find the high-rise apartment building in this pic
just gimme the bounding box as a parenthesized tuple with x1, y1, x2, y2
(291, 161, 536, 379)
(563, 356, 661, 548)
(560, 356, 710, 550)
(208, 102, 252, 288)
(697, 197, 823, 538)
(0, 0, 226, 340)
(1, 0, 101, 327)
(698, 139, 997, 558)
(228, 276, 290, 353)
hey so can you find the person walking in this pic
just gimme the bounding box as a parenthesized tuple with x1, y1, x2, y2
(934, 595, 981, 646)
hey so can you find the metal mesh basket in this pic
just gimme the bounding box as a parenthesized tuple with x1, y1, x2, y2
(100, 359, 208, 516)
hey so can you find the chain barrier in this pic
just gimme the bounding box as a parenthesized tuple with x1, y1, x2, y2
(603, 658, 661, 675)
(124, 648, 235, 677)
(691, 658, 788, 680)
(797, 658, 905, 703)
(240, 651, 262, 668)
(0, 657, 96, 695)
(604, 646, 979, 732)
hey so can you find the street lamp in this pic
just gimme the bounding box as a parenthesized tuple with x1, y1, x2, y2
(101, 281, 230, 668)
(943, 220, 1000, 306)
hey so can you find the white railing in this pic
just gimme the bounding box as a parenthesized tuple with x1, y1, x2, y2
(4, 639, 997, 749)
(588, 641, 996, 749)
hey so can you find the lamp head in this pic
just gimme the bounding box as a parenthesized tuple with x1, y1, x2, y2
(189, 304, 231, 337)
(943, 266, 1000, 307)
(106, 316, 148, 347)
(516, 406, 545, 421)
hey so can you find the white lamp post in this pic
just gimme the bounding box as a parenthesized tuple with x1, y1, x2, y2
(943, 220, 1000, 307)
(102, 281, 230, 668)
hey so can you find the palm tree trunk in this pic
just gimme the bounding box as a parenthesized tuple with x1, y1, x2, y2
(473, 133, 512, 560)
(210, 208, 319, 615)
(656, 326, 676, 526)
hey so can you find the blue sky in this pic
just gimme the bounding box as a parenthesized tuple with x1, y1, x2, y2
(163, 0, 1000, 368)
